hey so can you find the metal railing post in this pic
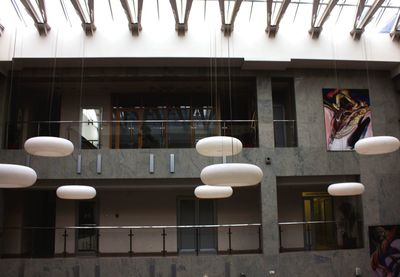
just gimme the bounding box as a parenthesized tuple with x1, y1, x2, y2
(258, 225, 262, 253)
(161, 228, 166, 256)
(228, 227, 232, 254)
(63, 228, 68, 257)
(128, 228, 134, 256)
(195, 227, 199, 256)
(30, 228, 34, 258)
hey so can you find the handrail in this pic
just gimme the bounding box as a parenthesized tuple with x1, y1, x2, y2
(2, 223, 262, 230)
(5, 119, 258, 124)
(278, 220, 338, 225)
(272, 119, 296, 122)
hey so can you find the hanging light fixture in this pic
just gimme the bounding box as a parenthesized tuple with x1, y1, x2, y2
(196, 136, 242, 157)
(200, 163, 263, 187)
(56, 185, 96, 200)
(195, 33, 263, 189)
(194, 185, 233, 199)
(355, 136, 399, 155)
(0, 164, 37, 188)
(24, 136, 74, 157)
(23, 29, 74, 157)
(327, 182, 365, 196)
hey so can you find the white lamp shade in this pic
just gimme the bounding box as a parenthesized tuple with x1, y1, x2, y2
(196, 136, 242, 157)
(327, 182, 365, 196)
(200, 163, 263, 187)
(0, 164, 37, 188)
(194, 185, 233, 199)
(56, 185, 96, 200)
(355, 136, 400, 155)
(24, 136, 74, 157)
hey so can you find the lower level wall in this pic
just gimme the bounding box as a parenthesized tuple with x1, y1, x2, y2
(0, 249, 369, 277)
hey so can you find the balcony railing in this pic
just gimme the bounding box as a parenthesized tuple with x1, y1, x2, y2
(278, 220, 363, 252)
(0, 223, 262, 258)
(4, 120, 258, 150)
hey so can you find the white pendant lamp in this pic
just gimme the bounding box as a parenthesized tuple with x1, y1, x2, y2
(355, 136, 399, 155)
(0, 164, 37, 188)
(194, 185, 233, 199)
(201, 163, 263, 187)
(327, 182, 365, 196)
(24, 136, 74, 157)
(56, 185, 96, 200)
(196, 136, 242, 157)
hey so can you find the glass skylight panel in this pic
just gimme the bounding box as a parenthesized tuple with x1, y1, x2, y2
(176, 0, 188, 23)
(224, 0, 236, 23)
(314, 0, 336, 28)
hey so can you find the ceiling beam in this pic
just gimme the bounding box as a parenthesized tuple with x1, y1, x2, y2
(309, 0, 338, 38)
(169, 0, 194, 34)
(350, 0, 385, 39)
(70, 0, 96, 35)
(266, 0, 291, 37)
(120, 0, 143, 35)
(19, 0, 50, 35)
(218, 0, 243, 36)
(390, 11, 400, 41)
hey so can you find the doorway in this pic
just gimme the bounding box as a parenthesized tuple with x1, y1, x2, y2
(302, 192, 337, 250)
(177, 198, 217, 254)
(76, 201, 98, 254)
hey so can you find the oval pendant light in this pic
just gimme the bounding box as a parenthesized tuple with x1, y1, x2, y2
(327, 182, 365, 196)
(200, 163, 263, 187)
(56, 185, 96, 200)
(24, 136, 74, 157)
(0, 164, 37, 188)
(194, 185, 233, 199)
(355, 136, 399, 155)
(196, 136, 242, 157)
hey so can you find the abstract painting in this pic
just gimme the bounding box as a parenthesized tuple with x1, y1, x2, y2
(323, 88, 373, 151)
(369, 225, 400, 277)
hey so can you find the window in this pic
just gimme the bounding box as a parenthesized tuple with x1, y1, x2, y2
(111, 76, 258, 149)
(272, 78, 298, 147)
(277, 176, 364, 252)
(81, 108, 102, 149)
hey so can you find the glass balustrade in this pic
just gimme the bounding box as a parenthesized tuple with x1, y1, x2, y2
(4, 120, 258, 150)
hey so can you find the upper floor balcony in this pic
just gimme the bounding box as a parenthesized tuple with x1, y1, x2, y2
(5, 119, 259, 151)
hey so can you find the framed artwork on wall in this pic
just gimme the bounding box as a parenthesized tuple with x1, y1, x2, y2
(369, 225, 400, 277)
(323, 88, 373, 151)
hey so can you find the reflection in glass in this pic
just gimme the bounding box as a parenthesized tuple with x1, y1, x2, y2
(81, 108, 101, 149)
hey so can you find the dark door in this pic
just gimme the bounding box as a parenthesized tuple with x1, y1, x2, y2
(303, 193, 337, 250)
(177, 198, 217, 254)
(22, 190, 55, 257)
(76, 201, 98, 254)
